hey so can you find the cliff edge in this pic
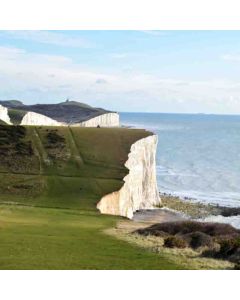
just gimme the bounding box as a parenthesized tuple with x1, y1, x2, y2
(97, 135, 160, 218)
(0, 126, 158, 214)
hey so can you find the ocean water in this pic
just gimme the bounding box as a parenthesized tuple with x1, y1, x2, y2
(120, 112, 240, 208)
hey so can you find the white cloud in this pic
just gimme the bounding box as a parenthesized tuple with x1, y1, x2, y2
(221, 54, 240, 61)
(0, 45, 240, 114)
(2, 31, 93, 48)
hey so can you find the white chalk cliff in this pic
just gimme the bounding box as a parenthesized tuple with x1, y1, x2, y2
(75, 113, 119, 127)
(20, 111, 64, 126)
(97, 135, 161, 219)
(20, 111, 119, 127)
(0, 104, 12, 124)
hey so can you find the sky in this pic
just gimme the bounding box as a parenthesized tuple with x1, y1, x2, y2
(1, 30, 240, 114)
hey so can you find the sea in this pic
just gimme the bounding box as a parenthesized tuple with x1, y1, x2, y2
(120, 112, 240, 228)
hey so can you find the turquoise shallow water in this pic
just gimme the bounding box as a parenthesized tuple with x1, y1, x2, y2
(120, 112, 240, 208)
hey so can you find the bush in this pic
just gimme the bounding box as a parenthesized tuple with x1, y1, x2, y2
(0, 125, 31, 157)
(218, 238, 240, 258)
(15, 141, 33, 155)
(164, 236, 187, 248)
(202, 248, 218, 258)
(234, 262, 240, 270)
(46, 131, 65, 145)
(136, 221, 240, 238)
(202, 238, 240, 262)
(188, 231, 214, 249)
(0, 125, 26, 141)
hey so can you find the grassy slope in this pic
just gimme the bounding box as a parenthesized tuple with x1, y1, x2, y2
(8, 108, 27, 125)
(0, 125, 181, 269)
(0, 205, 181, 270)
(0, 126, 152, 209)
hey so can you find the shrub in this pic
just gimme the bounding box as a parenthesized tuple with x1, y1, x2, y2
(136, 221, 240, 238)
(234, 262, 240, 270)
(188, 231, 214, 249)
(46, 131, 65, 145)
(218, 238, 240, 258)
(164, 236, 187, 248)
(202, 248, 218, 258)
(0, 125, 30, 156)
(202, 238, 240, 262)
(15, 141, 33, 155)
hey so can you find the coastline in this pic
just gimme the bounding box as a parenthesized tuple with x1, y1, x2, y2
(130, 193, 240, 230)
(107, 193, 240, 270)
(160, 193, 240, 219)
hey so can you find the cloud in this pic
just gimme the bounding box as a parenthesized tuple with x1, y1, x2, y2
(221, 54, 240, 62)
(2, 31, 93, 48)
(0, 45, 240, 114)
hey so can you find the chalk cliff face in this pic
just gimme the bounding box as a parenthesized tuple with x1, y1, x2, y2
(20, 111, 64, 126)
(20, 111, 119, 127)
(74, 113, 119, 127)
(97, 135, 160, 219)
(0, 104, 12, 124)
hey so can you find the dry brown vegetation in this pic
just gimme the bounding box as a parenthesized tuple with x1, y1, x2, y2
(136, 220, 240, 267)
(105, 220, 233, 270)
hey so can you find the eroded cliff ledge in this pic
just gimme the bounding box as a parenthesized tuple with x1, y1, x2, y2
(97, 135, 161, 219)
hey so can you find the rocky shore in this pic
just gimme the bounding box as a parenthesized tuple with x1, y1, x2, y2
(160, 193, 240, 219)
(132, 193, 240, 226)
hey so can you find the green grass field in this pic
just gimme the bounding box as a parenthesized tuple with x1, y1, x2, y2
(0, 205, 182, 269)
(0, 125, 181, 269)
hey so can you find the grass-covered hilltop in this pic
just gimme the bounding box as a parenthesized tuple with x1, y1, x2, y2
(0, 123, 180, 269)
